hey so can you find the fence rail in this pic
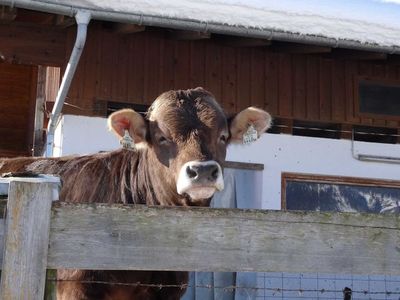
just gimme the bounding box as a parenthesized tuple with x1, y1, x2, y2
(0, 177, 399, 299)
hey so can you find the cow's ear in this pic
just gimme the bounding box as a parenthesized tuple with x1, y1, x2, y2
(108, 109, 148, 146)
(229, 107, 271, 144)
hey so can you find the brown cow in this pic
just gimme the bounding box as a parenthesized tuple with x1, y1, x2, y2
(0, 87, 271, 300)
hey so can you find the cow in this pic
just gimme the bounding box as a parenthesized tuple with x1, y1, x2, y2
(0, 87, 271, 300)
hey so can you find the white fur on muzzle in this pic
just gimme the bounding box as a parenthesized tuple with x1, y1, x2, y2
(176, 160, 224, 200)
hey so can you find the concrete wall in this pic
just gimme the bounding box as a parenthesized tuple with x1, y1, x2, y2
(228, 134, 400, 209)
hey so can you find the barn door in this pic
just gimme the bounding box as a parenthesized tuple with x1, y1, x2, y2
(0, 63, 37, 157)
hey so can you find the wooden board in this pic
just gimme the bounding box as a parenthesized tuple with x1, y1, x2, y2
(292, 55, 306, 119)
(43, 204, 400, 275)
(0, 63, 38, 156)
(0, 23, 66, 66)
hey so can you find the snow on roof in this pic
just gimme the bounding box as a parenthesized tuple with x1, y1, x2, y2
(6, 0, 400, 51)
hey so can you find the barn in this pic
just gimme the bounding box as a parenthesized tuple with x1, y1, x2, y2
(0, 0, 400, 298)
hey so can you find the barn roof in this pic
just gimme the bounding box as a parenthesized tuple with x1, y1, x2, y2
(3, 0, 400, 53)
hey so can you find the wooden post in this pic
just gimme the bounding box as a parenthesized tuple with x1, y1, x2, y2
(0, 176, 60, 300)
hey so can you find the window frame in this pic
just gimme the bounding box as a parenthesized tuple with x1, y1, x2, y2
(281, 172, 400, 210)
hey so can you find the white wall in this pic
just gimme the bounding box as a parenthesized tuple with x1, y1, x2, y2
(54, 115, 119, 156)
(228, 134, 400, 209)
(55, 114, 400, 209)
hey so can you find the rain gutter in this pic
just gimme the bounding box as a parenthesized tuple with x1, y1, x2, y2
(2, 0, 400, 55)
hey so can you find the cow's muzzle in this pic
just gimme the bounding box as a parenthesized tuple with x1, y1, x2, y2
(177, 160, 224, 200)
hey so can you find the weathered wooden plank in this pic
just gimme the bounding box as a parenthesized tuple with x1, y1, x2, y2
(319, 58, 333, 121)
(0, 23, 66, 66)
(237, 48, 251, 111)
(250, 48, 265, 109)
(0, 63, 38, 155)
(292, 55, 306, 119)
(33, 66, 46, 156)
(332, 60, 346, 122)
(143, 33, 162, 103)
(273, 43, 331, 54)
(278, 53, 293, 117)
(174, 40, 190, 90)
(344, 60, 359, 123)
(264, 52, 279, 115)
(221, 46, 237, 113)
(169, 30, 210, 41)
(97, 29, 114, 101)
(218, 36, 271, 48)
(47, 204, 400, 275)
(189, 40, 206, 88)
(223, 161, 264, 171)
(306, 56, 320, 121)
(159, 36, 175, 92)
(205, 42, 222, 101)
(128, 33, 146, 103)
(112, 23, 145, 35)
(0, 5, 17, 23)
(0, 177, 60, 300)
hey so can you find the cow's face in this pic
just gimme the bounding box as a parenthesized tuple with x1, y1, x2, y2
(108, 88, 271, 204)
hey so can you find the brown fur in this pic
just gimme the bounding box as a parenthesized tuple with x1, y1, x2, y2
(0, 88, 271, 299)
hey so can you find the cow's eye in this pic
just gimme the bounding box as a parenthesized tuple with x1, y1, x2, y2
(158, 135, 170, 145)
(219, 133, 228, 144)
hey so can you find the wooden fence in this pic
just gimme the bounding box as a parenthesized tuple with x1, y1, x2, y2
(0, 177, 399, 299)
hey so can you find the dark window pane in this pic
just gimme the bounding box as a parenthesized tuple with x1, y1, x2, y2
(359, 80, 400, 116)
(285, 180, 400, 213)
(107, 101, 149, 116)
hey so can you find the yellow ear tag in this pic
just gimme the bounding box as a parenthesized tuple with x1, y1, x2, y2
(120, 130, 136, 151)
(243, 124, 258, 145)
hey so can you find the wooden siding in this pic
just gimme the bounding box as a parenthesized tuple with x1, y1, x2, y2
(61, 24, 400, 129)
(0, 23, 66, 66)
(0, 63, 37, 157)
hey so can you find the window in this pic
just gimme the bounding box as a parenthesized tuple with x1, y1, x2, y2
(106, 101, 149, 116)
(358, 78, 400, 118)
(282, 173, 400, 213)
(277, 173, 400, 299)
(93, 99, 149, 117)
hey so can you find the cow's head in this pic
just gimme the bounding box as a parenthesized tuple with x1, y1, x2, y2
(108, 88, 271, 205)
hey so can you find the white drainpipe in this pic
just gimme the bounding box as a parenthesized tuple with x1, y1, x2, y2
(45, 10, 91, 157)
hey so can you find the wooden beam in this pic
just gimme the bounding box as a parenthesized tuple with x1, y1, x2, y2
(33, 66, 46, 156)
(331, 49, 387, 60)
(273, 43, 332, 54)
(42, 204, 400, 275)
(223, 161, 264, 171)
(218, 36, 271, 47)
(54, 14, 75, 28)
(0, 5, 17, 23)
(112, 23, 145, 34)
(169, 30, 211, 41)
(15, 9, 55, 25)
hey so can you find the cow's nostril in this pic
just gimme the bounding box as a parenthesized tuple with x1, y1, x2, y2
(211, 166, 219, 180)
(186, 166, 198, 179)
